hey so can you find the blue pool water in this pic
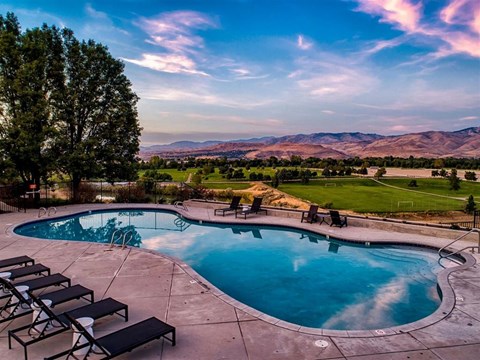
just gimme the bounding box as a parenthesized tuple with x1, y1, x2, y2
(15, 209, 442, 330)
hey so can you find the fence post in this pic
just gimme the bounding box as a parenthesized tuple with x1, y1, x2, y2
(154, 181, 157, 204)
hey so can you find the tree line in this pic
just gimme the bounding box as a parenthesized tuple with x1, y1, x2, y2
(141, 155, 480, 171)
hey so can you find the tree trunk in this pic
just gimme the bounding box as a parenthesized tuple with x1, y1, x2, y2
(72, 176, 81, 203)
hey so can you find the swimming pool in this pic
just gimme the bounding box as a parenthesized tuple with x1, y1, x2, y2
(15, 209, 443, 330)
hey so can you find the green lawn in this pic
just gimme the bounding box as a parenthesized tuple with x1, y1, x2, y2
(138, 169, 195, 182)
(139, 166, 310, 183)
(379, 178, 480, 199)
(279, 178, 468, 213)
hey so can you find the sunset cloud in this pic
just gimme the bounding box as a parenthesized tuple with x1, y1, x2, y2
(123, 53, 209, 76)
(127, 11, 218, 75)
(139, 11, 218, 53)
(297, 35, 313, 50)
(355, 0, 422, 32)
(355, 0, 480, 58)
(459, 116, 479, 121)
(294, 56, 377, 99)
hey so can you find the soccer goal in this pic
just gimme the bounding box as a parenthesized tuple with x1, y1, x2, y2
(397, 201, 414, 208)
(325, 183, 337, 187)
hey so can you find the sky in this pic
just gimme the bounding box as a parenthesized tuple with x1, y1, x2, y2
(1, 0, 479, 145)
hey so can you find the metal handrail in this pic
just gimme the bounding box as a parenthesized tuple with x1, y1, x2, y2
(109, 229, 123, 248)
(174, 201, 188, 211)
(439, 245, 480, 265)
(38, 207, 47, 218)
(121, 230, 133, 249)
(438, 228, 480, 259)
(4, 223, 13, 237)
(47, 207, 57, 216)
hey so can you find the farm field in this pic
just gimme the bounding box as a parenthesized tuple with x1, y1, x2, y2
(278, 178, 470, 213)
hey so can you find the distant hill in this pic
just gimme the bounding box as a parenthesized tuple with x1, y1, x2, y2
(139, 127, 480, 159)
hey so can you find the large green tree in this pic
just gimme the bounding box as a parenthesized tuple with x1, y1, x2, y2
(57, 29, 141, 200)
(0, 13, 64, 190)
(0, 13, 141, 200)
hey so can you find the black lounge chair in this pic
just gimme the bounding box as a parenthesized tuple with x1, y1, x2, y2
(214, 196, 241, 216)
(301, 205, 319, 223)
(0, 255, 34, 270)
(9, 293, 128, 360)
(46, 313, 175, 360)
(329, 210, 348, 228)
(3, 263, 51, 281)
(0, 277, 93, 324)
(235, 197, 267, 219)
(15, 273, 70, 291)
(1, 273, 71, 301)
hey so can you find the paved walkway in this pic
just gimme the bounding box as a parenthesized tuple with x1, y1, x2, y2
(0, 203, 479, 359)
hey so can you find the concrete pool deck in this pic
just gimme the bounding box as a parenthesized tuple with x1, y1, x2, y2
(0, 203, 479, 360)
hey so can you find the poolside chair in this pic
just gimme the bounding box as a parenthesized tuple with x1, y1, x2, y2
(46, 313, 175, 360)
(301, 205, 319, 223)
(214, 196, 241, 216)
(235, 197, 267, 219)
(0, 277, 93, 325)
(9, 293, 128, 360)
(14, 273, 70, 291)
(1, 273, 71, 301)
(329, 210, 348, 228)
(2, 263, 51, 281)
(0, 255, 34, 270)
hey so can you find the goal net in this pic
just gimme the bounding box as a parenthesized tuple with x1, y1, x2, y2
(397, 201, 414, 208)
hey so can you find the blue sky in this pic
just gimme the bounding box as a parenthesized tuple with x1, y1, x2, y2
(2, 0, 479, 144)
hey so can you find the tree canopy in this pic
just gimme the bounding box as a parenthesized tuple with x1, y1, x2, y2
(0, 13, 141, 198)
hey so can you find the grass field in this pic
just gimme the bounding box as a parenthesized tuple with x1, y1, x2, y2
(278, 178, 472, 213)
(139, 167, 301, 183)
(379, 178, 480, 198)
(138, 169, 195, 182)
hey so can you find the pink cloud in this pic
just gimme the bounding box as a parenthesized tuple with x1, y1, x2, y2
(128, 11, 218, 75)
(356, 0, 422, 32)
(139, 11, 217, 53)
(440, 0, 469, 25)
(297, 35, 313, 50)
(355, 0, 480, 58)
(122, 53, 209, 76)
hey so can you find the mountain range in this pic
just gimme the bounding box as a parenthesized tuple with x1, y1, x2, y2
(139, 127, 480, 159)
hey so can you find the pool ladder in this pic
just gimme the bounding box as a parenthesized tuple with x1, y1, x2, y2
(109, 229, 134, 250)
(38, 207, 57, 218)
(174, 217, 191, 231)
(438, 228, 480, 264)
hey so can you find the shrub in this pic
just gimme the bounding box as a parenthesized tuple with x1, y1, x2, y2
(77, 182, 97, 203)
(115, 184, 148, 203)
(322, 202, 333, 209)
(465, 195, 476, 214)
(216, 188, 235, 201)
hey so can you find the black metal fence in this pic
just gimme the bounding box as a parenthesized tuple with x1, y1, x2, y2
(0, 181, 211, 213)
(441, 210, 479, 230)
(0, 184, 24, 213)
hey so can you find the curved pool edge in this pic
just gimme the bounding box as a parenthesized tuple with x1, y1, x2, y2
(9, 203, 477, 338)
